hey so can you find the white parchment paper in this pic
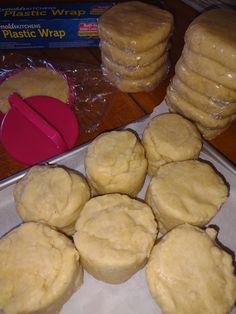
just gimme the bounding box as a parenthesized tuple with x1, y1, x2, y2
(0, 102, 236, 314)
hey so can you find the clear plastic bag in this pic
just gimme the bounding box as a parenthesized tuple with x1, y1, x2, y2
(0, 52, 116, 135)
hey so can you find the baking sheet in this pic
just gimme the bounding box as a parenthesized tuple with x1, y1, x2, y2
(0, 101, 236, 314)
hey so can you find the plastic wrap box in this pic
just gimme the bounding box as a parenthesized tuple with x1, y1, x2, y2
(0, 2, 114, 49)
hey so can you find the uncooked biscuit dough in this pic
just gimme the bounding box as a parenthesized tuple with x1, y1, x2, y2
(166, 85, 236, 128)
(0, 67, 70, 113)
(85, 130, 147, 196)
(102, 52, 168, 79)
(185, 8, 236, 71)
(103, 62, 169, 92)
(0, 222, 83, 314)
(98, 1, 173, 52)
(142, 113, 201, 176)
(172, 76, 236, 118)
(145, 160, 228, 234)
(175, 58, 236, 103)
(146, 224, 236, 314)
(182, 46, 236, 91)
(73, 194, 157, 284)
(14, 165, 90, 235)
(196, 122, 229, 140)
(100, 39, 169, 67)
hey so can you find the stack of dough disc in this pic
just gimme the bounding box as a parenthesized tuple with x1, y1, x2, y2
(98, 1, 173, 93)
(166, 9, 236, 139)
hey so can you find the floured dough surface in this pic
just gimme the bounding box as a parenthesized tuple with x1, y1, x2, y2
(101, 52, 168, 79)
(183, 46, 236, 90)
(172, 76, 236, 118)
(100, 39, 169, 67)
(14, 165, 90, 235)
(146, 224, 236, 314)
(0, 222, 83, 314)
(145, 160, 228, 234)
(185, 9, 236, 71)
(85, 130, 147, 196)
(98, 1, 173, 52)
(73, 194, 157, 284)
(175, 58, 236, 102)
(0, 67, 70, 113)
(142, 113, 201, 176)
(166, 85, 236, 128)
(103, 62, 169, 92)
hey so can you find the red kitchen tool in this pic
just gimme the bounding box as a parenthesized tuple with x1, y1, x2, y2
(0, 93, 79, 165)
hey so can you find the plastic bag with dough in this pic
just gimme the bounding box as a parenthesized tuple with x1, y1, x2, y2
(185, 8, 236, 72)
(175, 58, 236, 103)
(100, 39, 169, 67)
(98, 1, 173, 52)
(182, 46, 236, 91)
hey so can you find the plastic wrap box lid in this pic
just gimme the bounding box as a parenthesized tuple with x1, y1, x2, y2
(0, 2, 114, 49)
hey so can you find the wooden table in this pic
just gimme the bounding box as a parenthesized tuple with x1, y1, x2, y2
(0, 0, 235, 182)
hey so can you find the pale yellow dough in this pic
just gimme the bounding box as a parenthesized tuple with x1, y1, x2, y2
(103, 62, 169, 92)
(183, 46, 236, 91)
(146, 224, 236, 314)
(175, 58, 236, 103)
(0, 67, 70, 113)
(145, 160, 228, 234)
(0, 222, 83, 314)
(100, 39, 169, 67)
(101, 52, 168, 79)
(85, 130, 147, 196)
(185, 9, 236, 71)
(196, 122, 229, 140)
(73, 194, 157, 284)
(172, 76, 236, 118)
(142, 113, 202, 176)
(14, 165, 90, 235)
(98, 1, 173, 52)
(166, 85, 236, 129)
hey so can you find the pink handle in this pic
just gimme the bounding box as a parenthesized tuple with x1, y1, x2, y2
(8, 93, 68, 152)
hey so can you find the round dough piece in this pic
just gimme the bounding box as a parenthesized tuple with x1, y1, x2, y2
(98, 1, 173, 52)
(182, 46, 236, 91)
(145, 160, 228, 234)
(103, 62, 169, 92)
(0, 67, 70, 114)
(146, 224, 236, 314)
(175, 58, 236, 103)
(101, 51, 168, 79)
(166, 85, 236, 129)
(142, 113, 202, 176)
(85, 130, 147, 196)
(0, 222, 83, 314)
(73, 194, 157, 284)
(196, 122, 229, 140)
(172, 76, 236, 118)
(100, 39, 169, 67)
(14, 165, 90, 235)
(185, 8, 236, 72)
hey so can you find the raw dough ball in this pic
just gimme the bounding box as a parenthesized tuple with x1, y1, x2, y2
(146, 224, 236, 314)
(73, 194, 157, 284)
(172, 76, 236, 118)
(85, 130, 147, 196)
(100, 39, 169, 67)
(175, 58, 236, 103)
(98, 1, 173, 52)
(103, 62, 169, 93)
(182, 46, 236, 91)
(0, 67, 70, 113)
(166, 85, 236, 129)
(101, 51, 168, 79)
(142, 113, 201, 176)
(185, 8, 236, 71)
(145, 160, 228, 234)
(0, 222, 83, 314)
(14, 165, 90, 235)
(196, 122, 229, 140)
